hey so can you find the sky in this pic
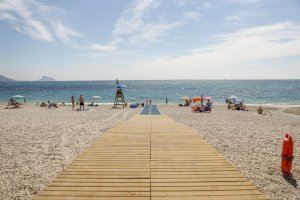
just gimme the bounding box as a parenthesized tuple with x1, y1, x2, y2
(0, 0, 300, 81)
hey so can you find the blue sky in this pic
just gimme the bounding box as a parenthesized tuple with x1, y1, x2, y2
(0, 0, 300, 80)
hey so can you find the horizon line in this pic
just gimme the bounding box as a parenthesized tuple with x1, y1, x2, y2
(6, 78, 300, 82)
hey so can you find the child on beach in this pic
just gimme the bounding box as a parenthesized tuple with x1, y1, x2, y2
(79, 95, 84, 111)
(71, 96, 75, 110)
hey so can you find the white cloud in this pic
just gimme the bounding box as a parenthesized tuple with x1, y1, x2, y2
(133, 21, 300, 79)
(128, 21, 183, 43)
(88, 43, 117, 51)
(113, 0, 208, 44)
(87, 37, 124, 52)
(183, 11, 201, 20)
(53, 21, 82, 45)
(0, 0, 81, 44)
(225, 10, 266, 23)
(0, 11, 16, 21)
(114, 0, 158, 35)
(226, 0, 266, 4)
(202, 2, 211, 9)
(0, 0, 53, 41)
(225, 15, 242, 21)
(175, 0, 190, 7)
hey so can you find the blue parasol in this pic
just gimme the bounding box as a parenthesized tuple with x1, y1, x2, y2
(117, 84, 127, 89)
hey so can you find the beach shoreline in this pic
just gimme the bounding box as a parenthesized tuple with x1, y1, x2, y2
(2, 102, 300, 116)
(2, 101, 300, 106)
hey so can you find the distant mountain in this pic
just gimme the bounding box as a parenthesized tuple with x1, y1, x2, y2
(37, 76, 56, 81)
(0, 74, 16, 82)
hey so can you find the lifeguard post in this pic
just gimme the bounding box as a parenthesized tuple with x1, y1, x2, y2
(113, 79, 126, 108)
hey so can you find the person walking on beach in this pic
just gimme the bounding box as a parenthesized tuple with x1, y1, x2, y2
(71, 96, 75, 110)
(79, 95, 84, 111)
(166, 97, 168, 106)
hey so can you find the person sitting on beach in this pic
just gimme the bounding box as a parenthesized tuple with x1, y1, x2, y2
(184, 99, 191, 106)
(205, 100, 212, 110)
(241, 103, 247, 111)
(5, 102, 20, 109)
(257, 106, 263, 114)
(71, 96, 75, 109)
(48, 101, 58, 108)
(9, 98, 15, 105)
(79, 95, 84, 111)
(40, 102, 47, 107)
(116, 89, 122, 98)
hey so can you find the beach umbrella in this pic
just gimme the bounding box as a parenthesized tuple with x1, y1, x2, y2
(91, 96, 102, 100)
(228, 95, 240, 100)
(192, 97, 202, 102)
(117, 84, 126, 89)
(226, 95, 242, 105)
(10, 95, 26, 104)
(12, 95, 24, 99)
(203, 96, 213, 101)
(181, 96, 190, 100)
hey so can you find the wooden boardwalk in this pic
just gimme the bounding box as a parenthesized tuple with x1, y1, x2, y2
(37, 115, 267, 200)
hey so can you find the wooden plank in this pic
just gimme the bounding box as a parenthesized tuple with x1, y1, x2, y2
(57, 174, 149, 179)
(151, 171, 242, 175)
(44, 186, 150, 192)
(151, 196, 267, 200)
(61, 172, 150, 176)
(39, 191, 150, 197)
(151, 182, 252, 187)
(151, 174, 244, 179)
(151, 190, 263, 196)
(37, 197, 150, 200)
(151, 185, 258, 191)
(65, 169, 150, 172)
(52, 178, 150, 183)
(49, 182, 150, 187)
(151, 178, 248, 182)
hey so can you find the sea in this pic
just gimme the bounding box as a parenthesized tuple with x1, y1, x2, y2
(0, 80, 299, 105)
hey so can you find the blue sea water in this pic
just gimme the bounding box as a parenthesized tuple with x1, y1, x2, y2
(0, 80, 299, 104)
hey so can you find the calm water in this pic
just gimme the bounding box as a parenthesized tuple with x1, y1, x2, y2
(0, 80, 299, 104)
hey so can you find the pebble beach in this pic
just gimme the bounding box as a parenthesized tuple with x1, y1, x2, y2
(0, 103, 299, 200)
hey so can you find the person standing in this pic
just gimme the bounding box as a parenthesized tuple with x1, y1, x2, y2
(71, 96, 75, 110)
(79, 95, 84, 111)
(166, 97, 168, 106)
